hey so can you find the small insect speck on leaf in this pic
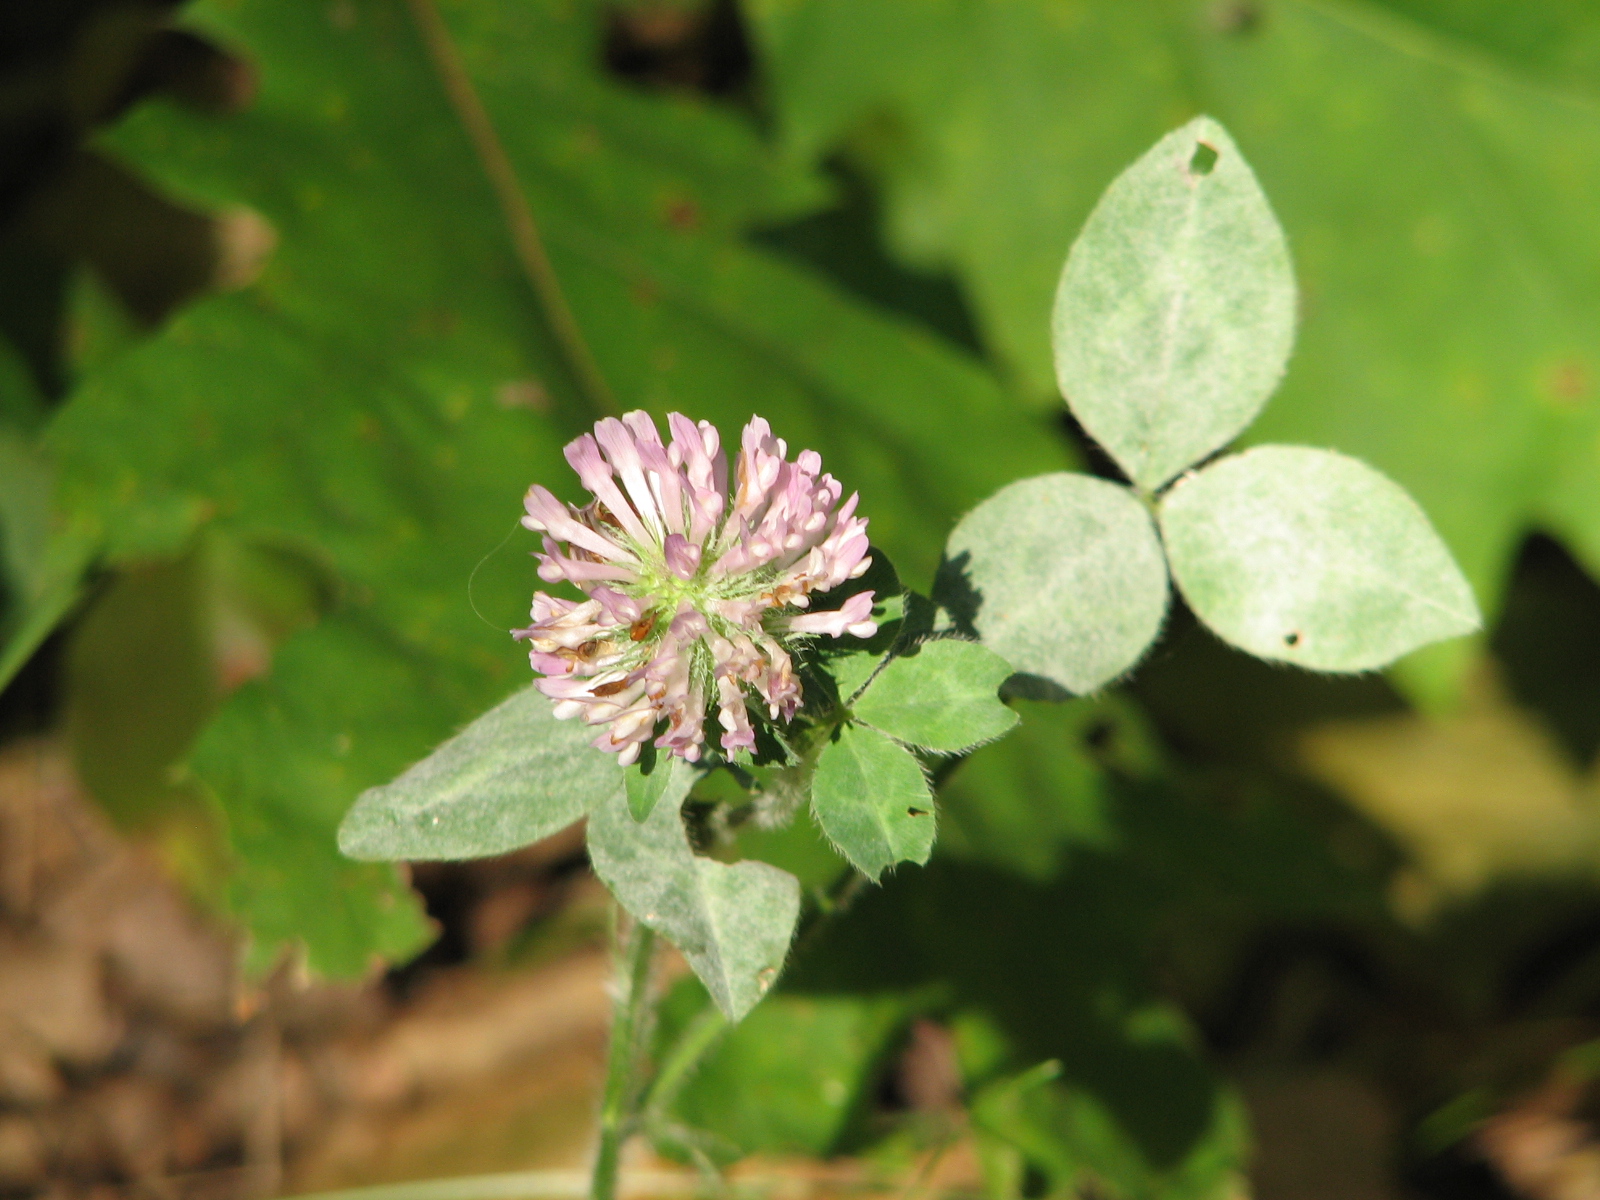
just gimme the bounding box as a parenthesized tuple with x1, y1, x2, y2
(907, 807, 929, 817)
(1284, 631, 1301, 646)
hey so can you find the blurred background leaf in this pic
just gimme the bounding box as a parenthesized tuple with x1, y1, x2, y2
(23, 0, 1068, 973)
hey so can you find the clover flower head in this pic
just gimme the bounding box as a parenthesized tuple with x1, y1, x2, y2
(514, 412, 877, 765)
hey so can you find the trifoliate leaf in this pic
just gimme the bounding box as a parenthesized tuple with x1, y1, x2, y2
(1053, 117, 1296, 490)
(339, 685, 619, 861)
(1158, 445, 1481, 671)
(939, 473, 1169, 696)
(588, 772, 801, 1021)
(751, 0, 1600, 703)
(852, 638, 1018, 752)
(811, 723, 934, 880)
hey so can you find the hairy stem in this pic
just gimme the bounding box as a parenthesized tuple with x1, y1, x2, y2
(641, 1005, 727, 1125)
(591, 913, 657, 1200)
(405, 0, 618, 419)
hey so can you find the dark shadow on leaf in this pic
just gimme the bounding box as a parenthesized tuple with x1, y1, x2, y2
(931, 549, 980, 640)
(1000, 673, 1072, 703)
(889, 592, 939, 655)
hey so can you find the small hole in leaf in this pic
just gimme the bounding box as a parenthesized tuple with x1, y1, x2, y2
(1284, 631, 1301, 647)
(907, 807, 929, 817)
(1189, 141, 1219, 176)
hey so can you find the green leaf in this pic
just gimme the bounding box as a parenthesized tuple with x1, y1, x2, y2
(657, 984, 911, 1159)
(749, 0, 1600, 697)
(730, 792, 850, 895)
(43, 0, 1070, 972)
(0, 431, 54, 601)
(827, 650, 885, 709)
(0, 430, 96, 693)
(810, 722, 933, 880)
(588, 771, 801, 1021)
(1158, 445, 1481, 671)
(970, 1042, 1252, 1200)
(852, 638, 1018, 752)
(1369, 1, 1600, 96)
(338, 684, 619, 862)
(1053, 116, 1295, 490)
(626, 746, 675, 823)
(0, 336, 45, 436)
(196, 623, 436, 976)
(939, 473, 1168, 696)
(0, 540, 92, 695)
(786, 852, 1247, 1197)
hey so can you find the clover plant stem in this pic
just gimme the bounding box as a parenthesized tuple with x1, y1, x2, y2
(591, 913, 656, 1200)
(641, 1005, 727, 1124)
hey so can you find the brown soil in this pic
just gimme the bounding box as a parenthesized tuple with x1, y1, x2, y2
(0, 738, 616, 1198)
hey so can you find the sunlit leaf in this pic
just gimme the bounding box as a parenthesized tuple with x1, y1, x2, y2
(827, 649, 885, 709)
(339, 684, 619, 861)
(43, 0, 1068, 971)
(588, 771, 801, 1021)
(851, 637, 1017, 752)
(0, 430, 95, 693)
(810, 722, 933, 880)
(1159, 445, 1481, 671)
(1053, 116, 1294, 490)
(939, 473, 1168, 695)
(750, 0, 1600, 698)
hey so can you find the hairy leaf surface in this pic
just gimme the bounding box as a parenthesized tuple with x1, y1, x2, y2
(1053, 117, 1294, 490)
(588, 772, 800, 1021)
(338, 684, 619, 861)
(939, 473, 1168, 696)
(851, 638, 1017, 752)
(750, 0, 1600, 697)
(810, 722, 934, 879)
(1159, 446, 1481, 671)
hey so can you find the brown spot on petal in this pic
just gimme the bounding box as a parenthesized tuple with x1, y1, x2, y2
(630, 613, 657, 642)
(591, 678, 632, 698)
